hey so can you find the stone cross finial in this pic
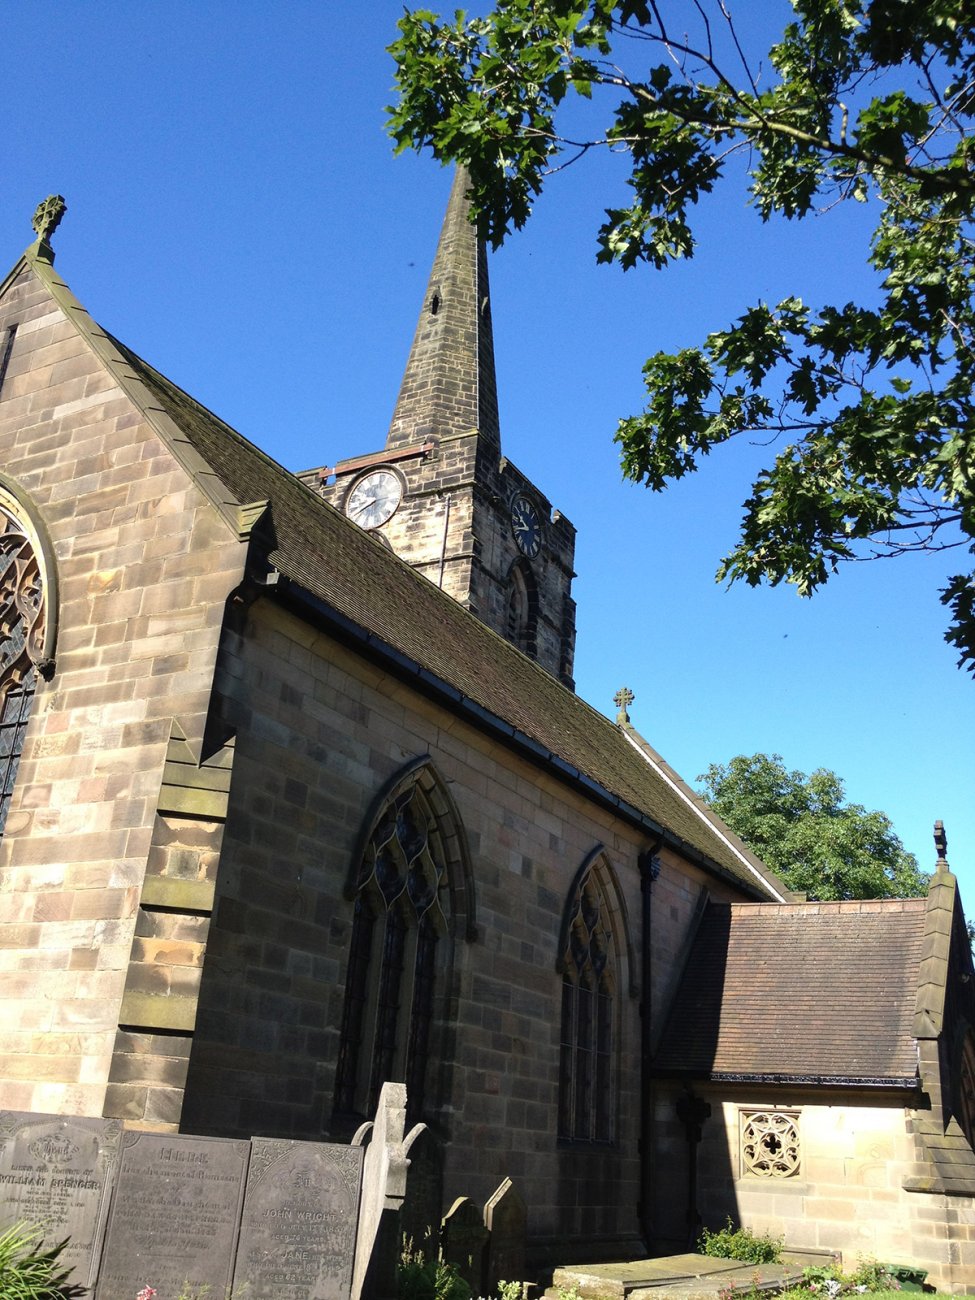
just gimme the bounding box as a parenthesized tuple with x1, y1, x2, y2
(30, 195, 67, 259)
(934, 820, 949, 871)
(614, 686, 634, 724)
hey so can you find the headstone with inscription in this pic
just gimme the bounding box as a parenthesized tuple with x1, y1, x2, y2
(441, 1196, 488, 1294)
(483, 1177, 527, 1292)
(0, 1110, 122, 1291)
(233, 1137, 364, 1300)
(94, 1131, 249, 1300)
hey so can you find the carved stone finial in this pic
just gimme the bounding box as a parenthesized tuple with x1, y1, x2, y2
(614, 686, 634, 724)
(30, 195, 67, 260)
(934, 820, 949, 871)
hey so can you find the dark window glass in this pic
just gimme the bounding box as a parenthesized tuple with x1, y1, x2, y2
(335, 779, 450, 1126)
(559, 870, 616, 1143)
(334, 895, 376, 1115)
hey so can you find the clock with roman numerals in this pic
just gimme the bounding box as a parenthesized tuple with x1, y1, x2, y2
(346, 470, 403, 530)
(510, 494, 541, 558)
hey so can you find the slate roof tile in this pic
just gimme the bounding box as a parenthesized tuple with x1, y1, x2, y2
(97, 333, 787, 899)
(654, 898, 927, 1082)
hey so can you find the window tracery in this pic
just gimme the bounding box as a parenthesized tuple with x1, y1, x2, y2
(558, 854, 621, 1143)
(335, 763, 466, 1126)
(740, 1110, 801, 1178)
(0, 504, 47, 839)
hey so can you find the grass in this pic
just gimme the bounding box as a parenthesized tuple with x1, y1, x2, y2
(778, 1294, 950, 1300)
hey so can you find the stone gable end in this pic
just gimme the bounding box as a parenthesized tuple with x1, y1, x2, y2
(0, 257, 246, 1118)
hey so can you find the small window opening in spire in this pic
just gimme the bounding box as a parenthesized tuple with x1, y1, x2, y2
(430, 291, 441, 316)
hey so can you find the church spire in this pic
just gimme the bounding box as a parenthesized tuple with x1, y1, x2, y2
(386, 168, 500, 458)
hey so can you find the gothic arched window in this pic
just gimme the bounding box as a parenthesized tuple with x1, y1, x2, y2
(558, 850, 628, 1144)
(334, 759, 473, 1128)
(505, 559, 538, 657)
(0, 498, 53, 841)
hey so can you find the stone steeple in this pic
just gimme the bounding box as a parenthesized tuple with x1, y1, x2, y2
(304, 168, 576, 687)
(385, 168, 500, 459)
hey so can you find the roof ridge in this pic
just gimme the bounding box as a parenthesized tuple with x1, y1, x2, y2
(620, 728, 788, 902)
(727, 896, 929, 913)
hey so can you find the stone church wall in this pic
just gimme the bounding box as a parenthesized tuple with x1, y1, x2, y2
(175, 595, 741, 1256)
(652, 1082, 975, 1292)
(0, 262, 245, 1118)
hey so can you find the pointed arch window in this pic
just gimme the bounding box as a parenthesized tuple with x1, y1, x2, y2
(505, 559, 538, 657)
(0, 500, 52, 841)
(558, 850, 628, 1144)
(335, 759, 473, 1128)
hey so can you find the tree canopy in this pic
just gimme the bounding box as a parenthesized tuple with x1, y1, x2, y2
(388, 1, 975, 671)
(699, 752, 929, 899)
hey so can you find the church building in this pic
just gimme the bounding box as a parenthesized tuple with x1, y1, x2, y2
(2, 181, 975, 1290)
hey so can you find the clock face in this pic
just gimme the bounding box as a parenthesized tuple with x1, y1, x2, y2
(346, 470, 403, 530)
(511, 494, 541, 558)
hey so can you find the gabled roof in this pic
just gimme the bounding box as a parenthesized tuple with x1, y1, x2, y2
(111, 335, 788, 898)
(6, 238, 788, 900)
(654, 898, 927, 1085)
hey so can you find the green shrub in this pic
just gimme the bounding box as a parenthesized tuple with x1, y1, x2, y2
(496, 1283, 531, 1300)
(799, 1260, 906, 1296)
(0, 1222, 83, 1300)
(697, 1218, 783, 1264)
(398, 1240, 471, 1300)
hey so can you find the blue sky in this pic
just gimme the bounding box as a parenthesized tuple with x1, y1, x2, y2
(3, 3, 971, 894)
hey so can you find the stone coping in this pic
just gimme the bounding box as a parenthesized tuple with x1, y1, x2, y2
(548, 1249, 835, 1300)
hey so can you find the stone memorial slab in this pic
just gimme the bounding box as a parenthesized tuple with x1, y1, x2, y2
(234, 1137, 364, 1300)
(441, 1195, 488, 1293)
(95, 1131, 249, 1300)
(0, 1110, 122, 1291)
(483, 1177, 527, 1292)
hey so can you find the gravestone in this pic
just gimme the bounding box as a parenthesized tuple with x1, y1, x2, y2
(351, 1082, 408, 1300)
(441, 1196, 488, 1294)
(399, 1122, 443, 1257)
(95, 1131, 249, 1300)
(0, 1110, 122, 1291)
(483, 1177, 527, 1292)
(234, 1137, 364, 1300)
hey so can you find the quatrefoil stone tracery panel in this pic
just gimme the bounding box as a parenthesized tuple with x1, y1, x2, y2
(740, 1110, 801, 1178)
